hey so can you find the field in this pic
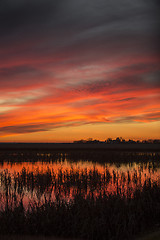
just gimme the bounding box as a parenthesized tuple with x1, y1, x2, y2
(0, 149, 160, 239)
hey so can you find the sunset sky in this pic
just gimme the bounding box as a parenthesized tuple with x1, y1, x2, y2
(0, 0, 160, 142)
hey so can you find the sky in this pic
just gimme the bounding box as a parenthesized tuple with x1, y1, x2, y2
(0, 0, 160, 142)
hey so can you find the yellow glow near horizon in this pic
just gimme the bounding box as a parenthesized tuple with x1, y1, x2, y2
(0, 121, 159, 143)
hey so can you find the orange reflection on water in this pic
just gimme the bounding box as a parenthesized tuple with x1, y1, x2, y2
(0, 159, 160, 210)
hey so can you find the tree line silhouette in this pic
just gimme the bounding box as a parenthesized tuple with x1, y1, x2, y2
(74, 137, 160, 144)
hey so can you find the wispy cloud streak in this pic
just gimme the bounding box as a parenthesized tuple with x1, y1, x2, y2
(0, 0, 159, 139)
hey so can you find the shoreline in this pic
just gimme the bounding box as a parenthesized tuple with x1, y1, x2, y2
(0, 143, 159, 151)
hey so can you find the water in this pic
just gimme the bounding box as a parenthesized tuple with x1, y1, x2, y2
(0, 151, 160, 210)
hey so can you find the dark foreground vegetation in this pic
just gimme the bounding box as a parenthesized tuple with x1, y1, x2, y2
(0, 150, 159, 239)
(0, 183, 160, 240)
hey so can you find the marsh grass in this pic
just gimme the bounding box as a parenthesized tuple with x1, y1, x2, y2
(0, 183, 160, 240)
(0, 151, 160, 239)
(0, 161, 159, 207)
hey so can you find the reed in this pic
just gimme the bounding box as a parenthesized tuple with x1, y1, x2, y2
(0, 183, 160, 240)
(1, 161, 159, 204)
(0, 151, 159, 239)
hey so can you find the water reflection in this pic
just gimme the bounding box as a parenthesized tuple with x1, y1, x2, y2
(0, 158, 160, 210)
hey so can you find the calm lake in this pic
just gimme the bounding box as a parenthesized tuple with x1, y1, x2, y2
(0, 151, 160, 210)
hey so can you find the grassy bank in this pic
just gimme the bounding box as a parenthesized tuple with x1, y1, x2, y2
(0, 183, 160, 240)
